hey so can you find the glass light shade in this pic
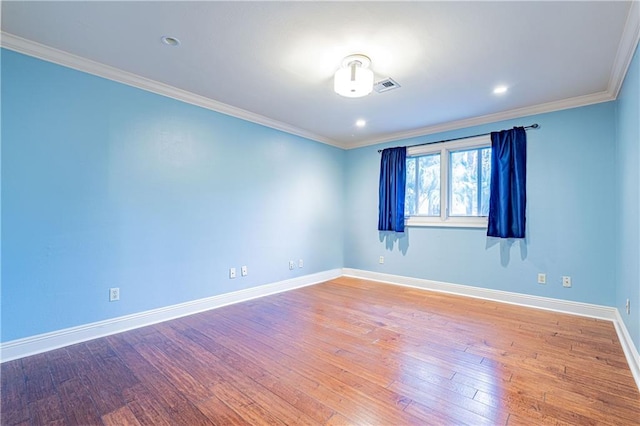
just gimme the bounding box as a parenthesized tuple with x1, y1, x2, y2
(334, 64, 374, 98)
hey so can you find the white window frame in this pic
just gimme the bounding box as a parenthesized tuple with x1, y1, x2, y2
(406, 135, 491, 228)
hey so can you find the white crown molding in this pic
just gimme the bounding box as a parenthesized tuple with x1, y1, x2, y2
(349, 1, 640, 150)
(0, 32, 346, 149)
(0, 269, 342, 363)
(346, 91, 615, 149)
(342, 268, 639, 392)
(609, 0, 640, 98)
(2, 16, 637, 152)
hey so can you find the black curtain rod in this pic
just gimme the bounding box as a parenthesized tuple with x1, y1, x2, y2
(377, 123, 539, 153)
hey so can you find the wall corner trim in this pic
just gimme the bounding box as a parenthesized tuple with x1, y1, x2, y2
(342, 268, 640, 391)
(609, 0, 640, 98)
(0, 269, 342, 363)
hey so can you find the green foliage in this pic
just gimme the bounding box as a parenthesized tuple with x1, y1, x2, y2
(406, 147, 491, 217)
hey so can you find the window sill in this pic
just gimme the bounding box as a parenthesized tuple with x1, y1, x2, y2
(406, 216, 488, 229)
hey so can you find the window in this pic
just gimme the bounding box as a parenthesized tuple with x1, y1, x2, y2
(405, 135, 491, 227)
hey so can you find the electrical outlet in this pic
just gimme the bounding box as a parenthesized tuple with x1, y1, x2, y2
(289, 261, 295, 270)
(241, 265, 248, 276)
(298, 259, 303, 268)
(109, 287, 120, 302)
(229, 268, 236, 279)
(562, 276, 572, 288)
(537, 273, 546, 284)
(379, 256, 384, 264)
(626, 299, 630, 314)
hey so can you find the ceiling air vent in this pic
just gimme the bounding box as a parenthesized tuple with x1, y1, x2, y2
(374, 78, 401, 93)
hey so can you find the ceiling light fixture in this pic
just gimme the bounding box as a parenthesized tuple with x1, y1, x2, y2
(356, 119, 366, 127)
(334, 54, 374, 98)
(161, 36, 181, 47)
(493, 85, 508, 94)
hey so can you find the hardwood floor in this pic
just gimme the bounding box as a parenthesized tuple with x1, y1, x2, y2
(2, 277, 639, 425)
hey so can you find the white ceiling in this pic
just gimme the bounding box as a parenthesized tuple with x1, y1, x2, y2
(2, 1, 639, 149)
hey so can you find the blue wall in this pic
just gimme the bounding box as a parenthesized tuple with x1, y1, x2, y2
(615, 42, 640, 351)
(1, 44, 637, 359)
(1, 49, 344, 341)
(345, 102, 617, 306)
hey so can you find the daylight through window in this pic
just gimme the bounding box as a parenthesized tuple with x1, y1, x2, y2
(405, 135, 491, 228)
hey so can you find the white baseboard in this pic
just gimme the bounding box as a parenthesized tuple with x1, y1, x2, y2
(3, 267, 638, 393)
(342, 268, 640, 391)
(343, 269, 618, 319)
(614, 309, 640, 390)
(0, 269, 342, 363)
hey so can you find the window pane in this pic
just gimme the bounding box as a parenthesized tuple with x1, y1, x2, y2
(449, 147, 492, 217)
(405, 157, 417, 216)
(450, 149, 478, 216)
(480, 147, 491, 216)
(450, 147, 493, 217)
(405, 153, 440, 217)
(417, 154, 440, 216)
(405, 141, 490, 221)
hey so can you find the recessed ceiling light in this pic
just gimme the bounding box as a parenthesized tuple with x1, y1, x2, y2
(356, 119, 366, 127)
(161, 36, 181, 47)
(493, 85, 508, 95)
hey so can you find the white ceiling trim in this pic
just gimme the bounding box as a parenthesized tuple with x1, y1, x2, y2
(346, 91, 615, 149)
(2, 20, 637, 151)
(0, 32, 344, 149)
(355, 1, 640, 150)
(609, 0, 640, 98)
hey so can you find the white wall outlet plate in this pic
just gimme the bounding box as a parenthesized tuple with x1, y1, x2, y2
(229, 268, 236, 279)
(109, 287, 120, 302)
(241, 266, 248, 276)
(289, 261, 295, 270)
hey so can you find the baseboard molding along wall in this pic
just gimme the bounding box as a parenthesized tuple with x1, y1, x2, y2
(2, 267, 638, 392)
(0, 269, 342, 363)
(613, 309, 640, 391)
(342, 268, 640, 392)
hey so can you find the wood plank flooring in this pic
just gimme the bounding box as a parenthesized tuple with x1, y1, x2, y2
(2, 277, 639, 425)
